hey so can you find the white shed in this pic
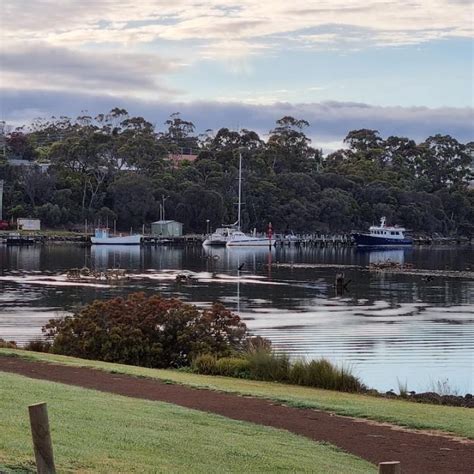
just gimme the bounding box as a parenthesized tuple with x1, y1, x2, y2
(17, 218, 41, 230)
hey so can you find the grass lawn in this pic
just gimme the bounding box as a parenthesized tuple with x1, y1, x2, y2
(1, 349, 473, 440)
(0, 372, 374, 473)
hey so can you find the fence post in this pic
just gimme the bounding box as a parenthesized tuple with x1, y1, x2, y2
(379, 461, 401, 474)
(28, 402, 56, 474)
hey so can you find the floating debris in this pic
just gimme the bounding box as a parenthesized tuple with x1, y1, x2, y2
(369, 260, 414, 271)
(270, 263, 362, 269)
(270, 262, 474, 279)
(66, 267, 129, 282)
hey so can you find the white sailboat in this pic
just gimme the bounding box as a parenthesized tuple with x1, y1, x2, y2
(225, 152, 275, 248)
(226, 230, 275, 247)
(203, 226, 238, 246)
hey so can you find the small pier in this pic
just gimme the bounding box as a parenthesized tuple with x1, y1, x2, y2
(142, 235, 204, 246)
(274, 234, 354, 247)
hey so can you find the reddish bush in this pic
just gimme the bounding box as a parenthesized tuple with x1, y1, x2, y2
(0, 339, 17, 349)
(43, 293, 247, 368)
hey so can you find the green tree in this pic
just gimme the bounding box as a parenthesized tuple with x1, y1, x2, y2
(108, 174, 156, 229)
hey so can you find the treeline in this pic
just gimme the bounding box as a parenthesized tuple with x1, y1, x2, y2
(1, 108, 473, 236)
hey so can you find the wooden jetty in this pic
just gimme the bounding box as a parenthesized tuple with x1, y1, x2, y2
(274, 234, 354, 247)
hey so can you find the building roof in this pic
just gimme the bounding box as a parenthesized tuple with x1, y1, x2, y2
(152, 220, 182, 225)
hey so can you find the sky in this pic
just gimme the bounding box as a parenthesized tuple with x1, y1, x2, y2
(1, 0, 473, 149)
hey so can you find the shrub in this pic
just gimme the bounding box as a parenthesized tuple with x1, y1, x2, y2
(43, 293, 248, 368)
(246, 349, 290, 382)
(193, 355, 251, 378)
(0, 338, 17, 349)
(24, 338, 51, 353)
(305, 359, 337, 389)
(193, 354, 217, 375)
(288, 359, 307, 385)
(289, 358, 363, 392)
(338, 365, 363, 393)
(215, 357, 251, 378)
(242, 336, 272, 354)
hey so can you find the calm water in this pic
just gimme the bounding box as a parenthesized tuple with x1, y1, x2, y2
(0, 244, 473, 393)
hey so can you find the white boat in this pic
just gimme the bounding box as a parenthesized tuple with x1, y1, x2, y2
(203, 226, 238, 246)
(91, 228, 142, 245)
(226, 230, 275, 247)
(222, 151, 275, 248)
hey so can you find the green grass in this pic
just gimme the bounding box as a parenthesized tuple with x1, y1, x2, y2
(2, 349, 473, 439)
(0, 372, 374, 473)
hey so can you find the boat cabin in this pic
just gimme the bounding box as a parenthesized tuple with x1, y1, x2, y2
(94, 228, 109, 239)
(368, 217, 406, 240)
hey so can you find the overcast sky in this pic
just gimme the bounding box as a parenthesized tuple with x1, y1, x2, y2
(1, 0, 473, 148)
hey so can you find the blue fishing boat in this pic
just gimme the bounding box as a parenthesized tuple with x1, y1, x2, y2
(352, 217, 412, 246)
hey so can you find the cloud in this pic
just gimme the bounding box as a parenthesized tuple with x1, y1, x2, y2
(0, 43, 181, 98)
(1, 89, 472, 151)
(2, 0, 472, 54)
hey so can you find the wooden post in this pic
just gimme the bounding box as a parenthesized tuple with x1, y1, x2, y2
(335, 273, 345, 296)
(28, 402, 56, 474)
(378, 461, 401, 474)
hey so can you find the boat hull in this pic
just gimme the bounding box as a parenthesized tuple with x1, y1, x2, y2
(226, 238, 275, 247)
(91, 235, 142, 245)
(203, 238, 228, 246)
(352, 233, 412, 247)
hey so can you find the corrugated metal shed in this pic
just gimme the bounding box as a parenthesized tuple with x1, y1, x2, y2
(151, 220, 183, 237)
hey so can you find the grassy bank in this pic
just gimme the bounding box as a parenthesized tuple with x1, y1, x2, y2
(0, 372, 374, 473)
(1, 349, 473, 439)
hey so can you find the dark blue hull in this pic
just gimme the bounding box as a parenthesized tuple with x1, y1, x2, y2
(352, 233, 413, 246)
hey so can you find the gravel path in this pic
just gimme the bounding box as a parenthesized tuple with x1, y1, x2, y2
(1, 357, 473, 473)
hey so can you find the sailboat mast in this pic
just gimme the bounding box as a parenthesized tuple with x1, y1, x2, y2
(237, 151, 242, 231)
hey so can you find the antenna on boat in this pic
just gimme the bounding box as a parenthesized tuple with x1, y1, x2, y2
(237, 150, 242, 231)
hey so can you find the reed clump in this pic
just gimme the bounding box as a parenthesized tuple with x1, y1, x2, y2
(24, 338, 51, 353)
(193, 349, 364, 393)
(0, 339, 17, 349)
(193, 354, 251, 378)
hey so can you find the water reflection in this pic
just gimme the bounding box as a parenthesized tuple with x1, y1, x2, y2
(91, 245, 141, 270)
(202, 246, 274, 274)
(366, 249, 406, 265)
(0, 245, 42, 271)
(0, 243, 473, 392)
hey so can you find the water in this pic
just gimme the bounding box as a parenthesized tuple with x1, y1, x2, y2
(0, 244, 473, 393)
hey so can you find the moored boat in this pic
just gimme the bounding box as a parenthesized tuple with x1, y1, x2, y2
(203, 226, 238, 246)
(352, 217, 412, 246)
(216, 151, 275, 248)
(91, 228, 142, 245)
(226, 231, 275, 247)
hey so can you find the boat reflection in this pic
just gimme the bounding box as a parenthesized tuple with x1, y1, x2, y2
(91, 245, 141, 270)
(203, 246, 274, 273)
(367, 248, 407, 266)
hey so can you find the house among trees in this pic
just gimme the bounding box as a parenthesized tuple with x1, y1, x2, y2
(168, 148, 198, 167)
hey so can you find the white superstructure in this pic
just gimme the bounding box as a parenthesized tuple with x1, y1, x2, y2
(368, 217, 408, 240)
(91, 228, 142, 245)
(226, 231, 275, 247)
(203, 226, 238, 246)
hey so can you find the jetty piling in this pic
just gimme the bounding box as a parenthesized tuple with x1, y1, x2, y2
(378, 461, 401, 474)
(28, 402, 56, 474)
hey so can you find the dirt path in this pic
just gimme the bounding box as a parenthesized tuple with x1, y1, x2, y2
(1, 357, 473, 473)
